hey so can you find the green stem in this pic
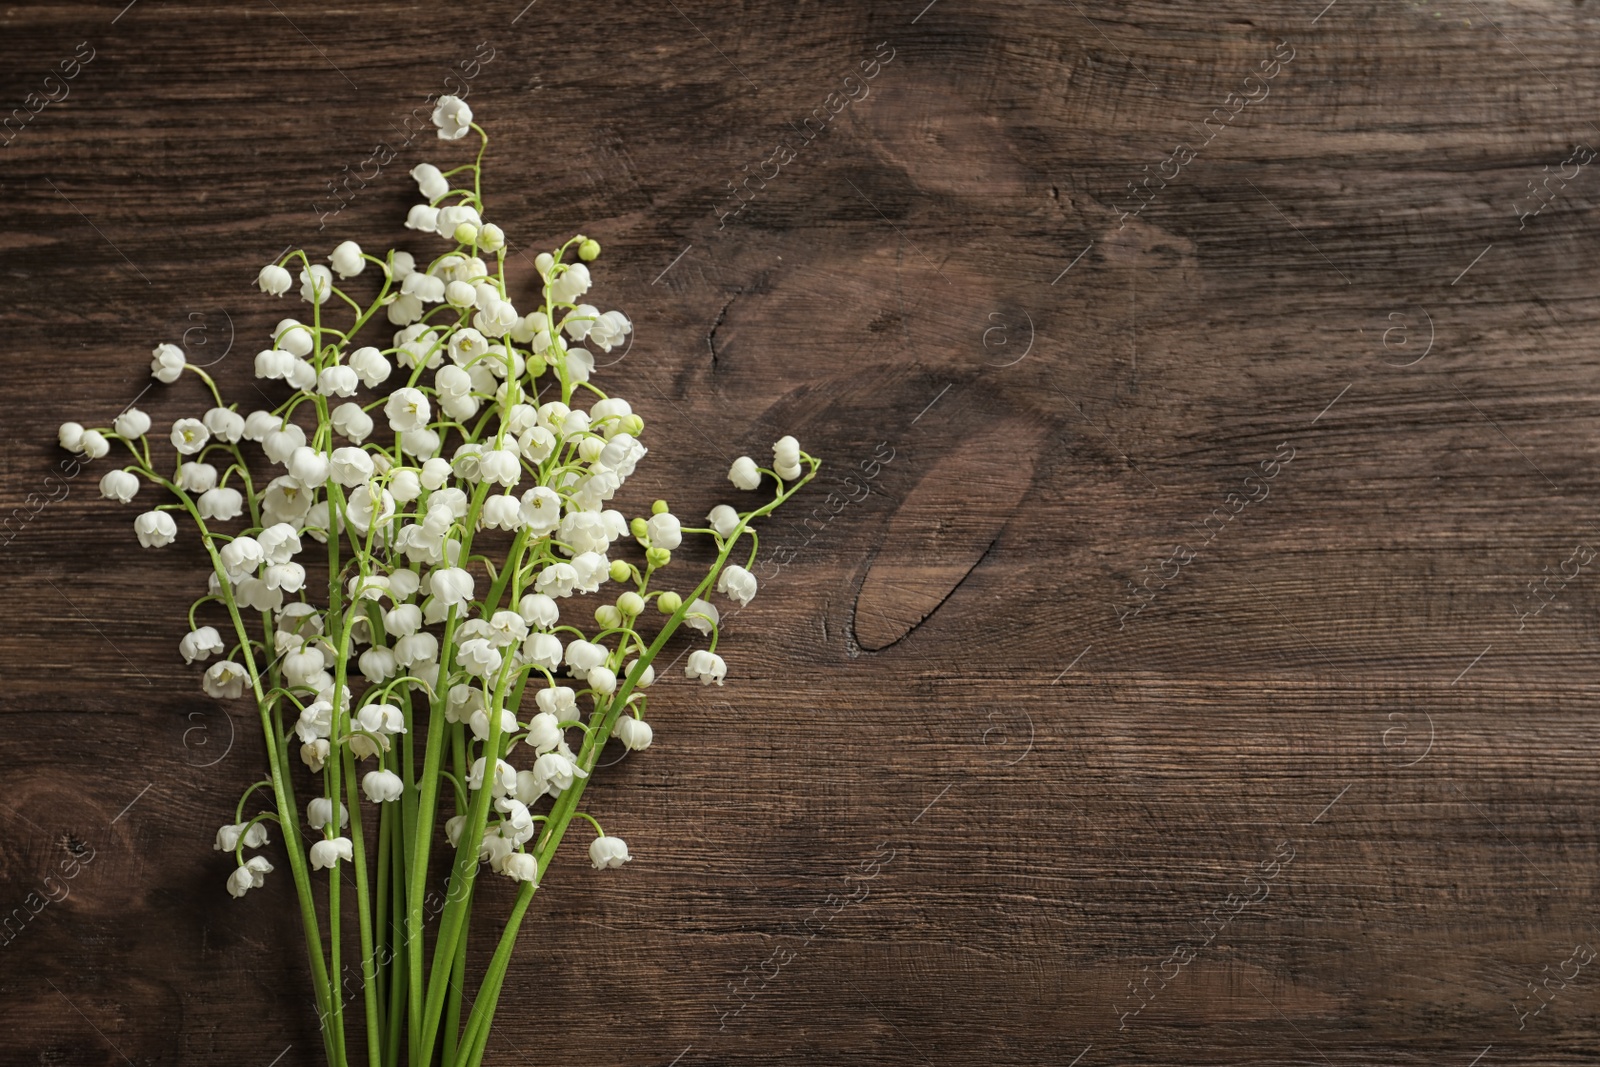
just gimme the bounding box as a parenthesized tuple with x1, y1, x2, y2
(165, 480, 340, 1065)
(340, 743, 383, 1067)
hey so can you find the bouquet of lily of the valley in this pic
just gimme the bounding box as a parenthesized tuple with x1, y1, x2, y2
(55, 97, 816, 1067)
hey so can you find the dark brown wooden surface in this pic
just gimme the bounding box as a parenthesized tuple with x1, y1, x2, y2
(6, 1, 1600, 1063)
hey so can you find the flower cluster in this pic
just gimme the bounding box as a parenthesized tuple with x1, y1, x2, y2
(57, 99, 816, 1067)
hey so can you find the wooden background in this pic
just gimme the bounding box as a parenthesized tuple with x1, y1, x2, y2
(4, 0, 1600, 1063)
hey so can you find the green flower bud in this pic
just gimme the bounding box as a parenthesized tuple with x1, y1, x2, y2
(578, 238, 601, 262)
(454, 221, 479, 245)
(630, 516, 649, 540)
(651, 499, 669, 515)
(595, 604, 622, 630)
(646, 546, 671, 569)
(657, 591, 683, 614)
(617, 591, 645, 617)
(621, 414, 644, 436)
(608, 559, 632, 584)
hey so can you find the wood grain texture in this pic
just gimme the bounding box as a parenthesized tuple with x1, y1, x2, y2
(5, 0, 1600, 1063)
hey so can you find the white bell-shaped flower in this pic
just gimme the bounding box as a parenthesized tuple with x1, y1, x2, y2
(258, 523, 301, 565)
(358, 646, 397, 684)
(347, 346, 391, 388)
(480, 494, 521, 531)
(362, 769, 404, 803)
(729, 456, 762, 490)
(502, 852, 538, 883)
(214, 821, 270, 852)
(530, 750, 587, 796)
(517, 592, 559, 630)
(294, 700, 333, 743)
(385, 388, 431, 433)
(150, 343, 186, 383)
(307, 797, 349, 830)
(331, 402, 374, 444)
(203, 407, 246, 443)
(79, 430, 110, 459)
(563, 639, 607, 673)
(411, 163, 449, 200)
(588, 310, 632, 352)
(406, 204, 440, 232)
(258, 263, 292, 295)
(357, 703, 407, 737)
(468, 706, 518, 743)
(535, 562, 578, 598)
(535, 686, 576, 718)
(113, 408, 151, 439)
(686, 648, 727, 686)
(645, 512, 682, 550)
(614, 714, 653, 752)
(684, 597, 719, 635)
(300, 264, 333, 305)
(587, 665, 617, 694)
(330, 240, 364, 279)
(706, 504, 741, 538)
(457, 637, 503, 679)
(171, 418, 210, 456)
(227, 855, 274, 898)
(177, 461, 218, 493)
(432, 95, 473, 140)
(301, 738, 331, 772)
(202, 660, 249, 699)
(383, 603, 422, 638)
(288, 446, 329, 489)
(99, 469, 139, 503)
(318, 364, 360, 397)
(524, 712, 564, 754)
(134, 510, 177, 548)
(466, 756, 519, 796)
(180, 626, 224, 664)
(394, 631, 438, 668)
(718, 565, 758, 606)
(310, 837, 354, 870)
(262, 423, 307, 464)
(570, 552, 608, 594)
(198, 487, 244, 521)
(220, 536, 264, 580)
(477, 449, 520, 487)
(521, 632, 562, 670)
(589, 835, 632, 869)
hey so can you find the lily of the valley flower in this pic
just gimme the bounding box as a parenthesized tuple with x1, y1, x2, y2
(717, 565, 758, 606)
(99, 469, 139, 503)
(180, 626, 224, 664)
(57, 109, 820, 1063)
(310, 836, 354, 870)
(432, 95, 473, 140)
(362, 769, 404, 803)
(135, 510, 177, 547)
(589, 835, 632, 869)
(214, 822, 270, 851)
(202, 660, 248, 699)
(729, 455, 762, 490)
(307, 797, 349, 831)
(227, 855, 274, 898)
(686, 648, 727, 686)
(150, 343, 186, 383)
(258, 263, 292, 295)
(614, 714, 652, 752)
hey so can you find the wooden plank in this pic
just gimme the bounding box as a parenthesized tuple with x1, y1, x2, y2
(5, 1, 1600, 1063)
